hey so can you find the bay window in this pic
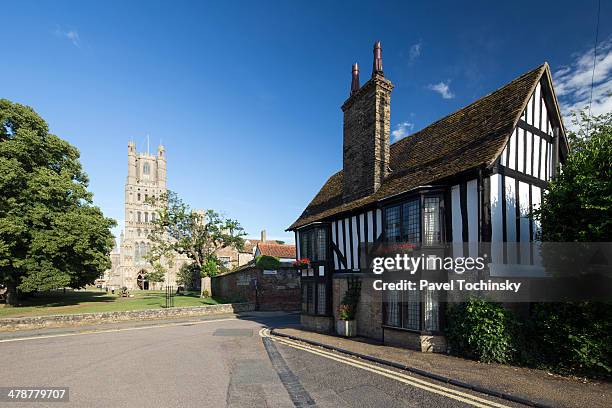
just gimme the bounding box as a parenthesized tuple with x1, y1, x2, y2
(382, 192, 444, 333)
(383, 194, 443, 247)
(299, 225, 331, 316)
(383, 289, 440, 332)
(299, 226, 327, 261)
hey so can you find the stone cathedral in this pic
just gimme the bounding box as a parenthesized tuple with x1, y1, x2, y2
(104, 141, 189, 290)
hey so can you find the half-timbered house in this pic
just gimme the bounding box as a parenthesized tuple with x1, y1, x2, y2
(288, 42, 568, 351)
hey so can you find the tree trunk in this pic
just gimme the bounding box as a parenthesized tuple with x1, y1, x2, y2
(5, 282, 18, 306)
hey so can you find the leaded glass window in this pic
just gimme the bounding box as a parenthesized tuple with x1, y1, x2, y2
(384, 206, 401, 243)
(299, 227, 327, 261)
(385, 291, 400, 326)
(402, 290, 420, 330)
(317, 283, 326, 315)
(423, 197, 441, 246)
(424, 289, 439, 331)
(402, 199, 420, 243)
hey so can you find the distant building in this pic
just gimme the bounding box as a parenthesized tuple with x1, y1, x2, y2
(104, 142, 189, 290)
(216, 230, 290, 270)
(103, 144, 292, 288)
(254, 242, 296, 263)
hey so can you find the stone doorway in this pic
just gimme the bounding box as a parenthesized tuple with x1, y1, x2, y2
(136, 273, 149, 290)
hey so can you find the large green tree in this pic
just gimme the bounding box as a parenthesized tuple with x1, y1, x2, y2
(146, 191, 246, 280)
(0, 99, 116, 305)
(537, 111, 612, 241)
(531, 111, 612, 377)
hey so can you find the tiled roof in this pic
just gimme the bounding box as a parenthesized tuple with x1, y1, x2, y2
(243, 238, 282, 253)
(257, 243, 296, 259)
(289, 63, 548, 230)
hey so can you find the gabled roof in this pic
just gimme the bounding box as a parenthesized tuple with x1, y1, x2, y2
(256, 243, 296, 259)
(289, 63, 552, 230)
(243, 238, 283, 253)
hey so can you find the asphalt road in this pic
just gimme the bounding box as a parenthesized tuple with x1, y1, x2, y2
(0, 313, 520, 408)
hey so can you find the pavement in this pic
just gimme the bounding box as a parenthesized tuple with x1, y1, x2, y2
(0, 311, 535, 408)
(272, 327, 612, 408)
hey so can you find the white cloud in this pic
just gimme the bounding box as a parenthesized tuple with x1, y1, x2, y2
(553, 36, 612, 126)
(427, 81, 455, 99)
(409, 42, 422, 61)
(54, 26, 81, 47)
(391, 121, 414, 142)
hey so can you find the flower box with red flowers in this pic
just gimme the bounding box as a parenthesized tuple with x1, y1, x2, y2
(293, 258, 310, 268)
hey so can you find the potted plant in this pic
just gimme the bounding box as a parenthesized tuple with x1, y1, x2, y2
(336, 304, 357, 337)
(336, 277, 361, 337)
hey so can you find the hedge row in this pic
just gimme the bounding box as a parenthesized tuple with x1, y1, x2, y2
(445, 298, 611, 378)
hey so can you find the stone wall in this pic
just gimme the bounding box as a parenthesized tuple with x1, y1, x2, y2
(331, 275, 446, 353)
(0, 303, 255, 332)
(212, 266, 300, 311)
(332, 275, 384, 340)
(300, 314, 334, 333)
(383, 329, 447, 353)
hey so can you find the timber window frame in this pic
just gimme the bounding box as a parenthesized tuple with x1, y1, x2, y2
(382, 285, 442, 334)
(381, 191, 445, 334)
(382, 192, 445, 247)
(299, 224, 332, 316)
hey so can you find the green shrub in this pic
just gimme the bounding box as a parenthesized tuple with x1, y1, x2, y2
(445, 298, 518, 363)
(525, 302, 611, 377)
(255, 255, 280, 270)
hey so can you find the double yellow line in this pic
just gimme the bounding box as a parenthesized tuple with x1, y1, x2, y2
(260, 329, 512, 408)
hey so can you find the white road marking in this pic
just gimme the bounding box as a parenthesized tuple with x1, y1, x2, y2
(0, 317, 239, 343)
(260, 329, 512, 408)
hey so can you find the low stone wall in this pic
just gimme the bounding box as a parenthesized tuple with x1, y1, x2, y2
(0, 302, 255, 332)
(383, 328, 447, 353)
(301, 314, 334, 333)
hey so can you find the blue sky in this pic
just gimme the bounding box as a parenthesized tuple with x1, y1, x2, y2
(2, 1, 611, 243)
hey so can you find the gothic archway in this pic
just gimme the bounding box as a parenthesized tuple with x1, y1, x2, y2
(136, 272, 149, 290)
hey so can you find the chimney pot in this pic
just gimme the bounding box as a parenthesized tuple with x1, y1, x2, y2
(350, 63, 360, 95)
(372, 41, 383, 77)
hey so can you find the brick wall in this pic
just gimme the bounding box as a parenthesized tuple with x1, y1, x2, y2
(212, 266, 300, 311)
(341, 75, 393, 202)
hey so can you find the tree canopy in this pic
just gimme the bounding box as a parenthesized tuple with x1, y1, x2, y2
(536, 111, 612, 242)
(146, 191, 246, 278)
(0, 99, 116, 304)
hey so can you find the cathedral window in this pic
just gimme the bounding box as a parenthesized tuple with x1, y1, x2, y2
(137, 193, 141, 201)
(137, 212, 142, 222)
(143, 162, 150, 175)
(145, 213, 148, 223)
(151, 213, 155, 222)
(137, 228, 141, 237)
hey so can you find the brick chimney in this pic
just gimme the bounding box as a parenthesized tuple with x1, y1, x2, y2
(341, 41, 393, 202)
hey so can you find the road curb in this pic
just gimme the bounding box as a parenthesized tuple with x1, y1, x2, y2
(270, 328, 554, 408)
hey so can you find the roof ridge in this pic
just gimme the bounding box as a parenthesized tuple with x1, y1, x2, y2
(288, 62, 550, 230)
(390, 63, 547, 150)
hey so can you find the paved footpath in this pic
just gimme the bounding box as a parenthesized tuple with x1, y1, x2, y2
(0, 312, 525, 408)
(272, 327, 611, 408)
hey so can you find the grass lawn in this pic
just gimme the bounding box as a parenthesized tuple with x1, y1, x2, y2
(0, 289, 226, 318)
